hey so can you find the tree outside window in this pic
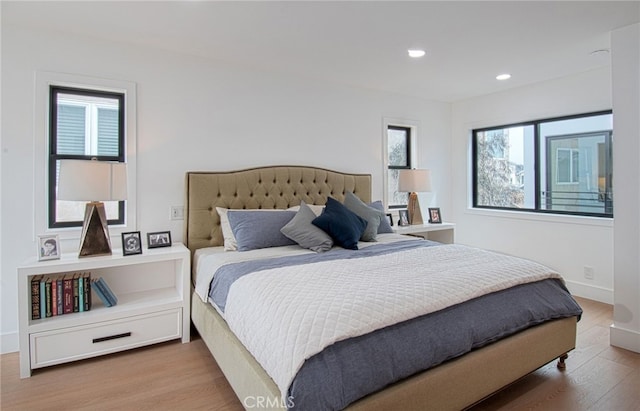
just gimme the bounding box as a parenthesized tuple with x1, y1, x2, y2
(387, 126, 411, 208)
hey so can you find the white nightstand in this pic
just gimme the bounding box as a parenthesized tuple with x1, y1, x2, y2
(393, 222, 456, 244)
(17, 243, 191, 378)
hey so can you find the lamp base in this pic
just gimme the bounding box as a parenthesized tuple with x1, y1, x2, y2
(79, 202, 113, 257)
(407, 192, 424, 225)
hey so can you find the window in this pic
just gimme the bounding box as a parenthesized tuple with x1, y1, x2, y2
(556, 148, 580, 184)
(387, 125, 412, 208)
(49, 86, 125, 228)
(472, 111, 613, 217)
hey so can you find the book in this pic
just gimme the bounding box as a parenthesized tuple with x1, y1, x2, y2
(78, 273, 84, 312)
(96, 277, 118, 306)
(72, 273, 80, 312)
(45, 278, 52, 318)
(91, 278, 113, 307)
(51, 276, 58, 316)
(83, 273, 91, 311)
(31, 275, 43, 320)
(63, 274, 73, 314)
(39, 277, 46, 319)
(57, 277, 64, 315)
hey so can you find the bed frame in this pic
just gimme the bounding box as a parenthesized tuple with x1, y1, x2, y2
(184, 165, 577, 410)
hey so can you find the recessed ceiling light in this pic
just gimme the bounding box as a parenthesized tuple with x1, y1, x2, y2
(590, 49, 610, 57)
(496, 73, 511, 81)
(408, 49, 426, 58)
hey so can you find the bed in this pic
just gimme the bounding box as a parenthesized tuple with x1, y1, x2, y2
(184, 165, 581, 411)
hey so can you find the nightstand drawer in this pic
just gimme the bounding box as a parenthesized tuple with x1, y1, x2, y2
(30, 309, 182, 369)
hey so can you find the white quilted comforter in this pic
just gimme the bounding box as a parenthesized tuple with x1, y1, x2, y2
(223, 243, 562, 398)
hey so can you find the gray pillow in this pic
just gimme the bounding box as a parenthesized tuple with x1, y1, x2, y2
(343, 191, 385, 241)
(369, 200, 394, 233)
(281, 202, 334, 252)
(227, 210, 296, 251)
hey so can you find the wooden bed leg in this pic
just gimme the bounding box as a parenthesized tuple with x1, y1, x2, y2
(557, 353, 568, 370)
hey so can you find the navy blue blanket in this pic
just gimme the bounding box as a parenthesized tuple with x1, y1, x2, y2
(288, 278, 582, 410)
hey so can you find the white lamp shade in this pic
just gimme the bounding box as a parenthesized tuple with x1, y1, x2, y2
(58, 160, 127, 201)
(398, 169, 432, 193)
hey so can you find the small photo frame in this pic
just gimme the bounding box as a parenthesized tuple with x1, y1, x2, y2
(398, 210, 410, 226)
(385, 213, 394, 227)
(38, 234, 60, 261)
(122, 231, 143, 256)
(147, 231, 172, 249)
(428, 207, 442, 224)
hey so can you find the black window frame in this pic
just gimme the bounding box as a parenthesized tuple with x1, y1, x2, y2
(387, 125, 412, 209)
(48, 85, 126, 228)
(472, 110, 613, 218)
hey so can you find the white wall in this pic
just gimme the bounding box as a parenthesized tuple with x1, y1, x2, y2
(451, 68, 615, 303)
(610, 23, 640, 353)
(0, 24, 451, 352)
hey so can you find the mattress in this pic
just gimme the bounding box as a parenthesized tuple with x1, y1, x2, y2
(194, 235, 582, 410)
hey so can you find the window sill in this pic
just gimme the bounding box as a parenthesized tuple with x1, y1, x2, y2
(465, 207, 613, 228)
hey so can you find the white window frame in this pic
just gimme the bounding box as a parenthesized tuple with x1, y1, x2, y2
(34, 71, 137, 247)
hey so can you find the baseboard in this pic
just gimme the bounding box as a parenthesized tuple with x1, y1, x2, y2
(0, 331, 19, 354)
(610, 324, 640, 353)
(564, 280, 613, 304)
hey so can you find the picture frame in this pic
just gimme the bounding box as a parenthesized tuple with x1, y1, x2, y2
(147, 231, 172, 249)
(121, 231, 143, 256)
(38, 234, 60, 261)
(385, 213, 394, 227)
(428, 207, 442, 224)
(398, 210, 410, 226)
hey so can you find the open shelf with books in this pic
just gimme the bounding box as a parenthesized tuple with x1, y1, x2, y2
(17, 243, 190, 378)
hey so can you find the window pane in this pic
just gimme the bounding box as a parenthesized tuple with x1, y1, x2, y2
(539, 113, 612, 215)
(57, 105, 86, 155)
(475, 126, 534, 209)
(542, 133, 612, 214)
(53, 159, 122, 223)
(56, 200, 121, 223)
(387, 169, 409, 207)
(97, 107, 120, 156)
(388, 128, 408, 167)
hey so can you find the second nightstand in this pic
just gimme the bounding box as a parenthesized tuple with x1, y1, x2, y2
(393, 222, 455, 244)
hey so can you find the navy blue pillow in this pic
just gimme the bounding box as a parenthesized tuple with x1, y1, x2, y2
(312, 197, 367, 250)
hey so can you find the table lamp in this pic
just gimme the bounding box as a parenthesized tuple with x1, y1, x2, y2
(58, 159, 127, 257)
(398, 169, 431, 225)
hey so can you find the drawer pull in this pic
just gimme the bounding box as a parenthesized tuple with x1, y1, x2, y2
(92, 332, 132, 343)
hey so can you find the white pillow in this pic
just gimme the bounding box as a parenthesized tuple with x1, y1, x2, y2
(216, 207, 237, 251)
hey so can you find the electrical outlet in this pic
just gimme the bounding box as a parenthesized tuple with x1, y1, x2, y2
(584, 266, 594, 280)
(171, 206, 184, 220)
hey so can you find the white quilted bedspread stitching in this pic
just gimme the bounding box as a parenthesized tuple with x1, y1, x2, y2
(223, 244, 562, 398)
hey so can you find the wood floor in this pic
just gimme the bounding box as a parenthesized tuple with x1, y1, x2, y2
(2, 297, 638, 410)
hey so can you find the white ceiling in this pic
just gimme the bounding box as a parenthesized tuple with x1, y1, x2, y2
(4, 1, 639, 102)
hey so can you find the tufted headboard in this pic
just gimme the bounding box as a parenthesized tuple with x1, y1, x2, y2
(184, 165, 371, 253)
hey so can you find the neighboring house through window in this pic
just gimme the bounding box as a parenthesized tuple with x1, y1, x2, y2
(472, 111, 613, 217)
